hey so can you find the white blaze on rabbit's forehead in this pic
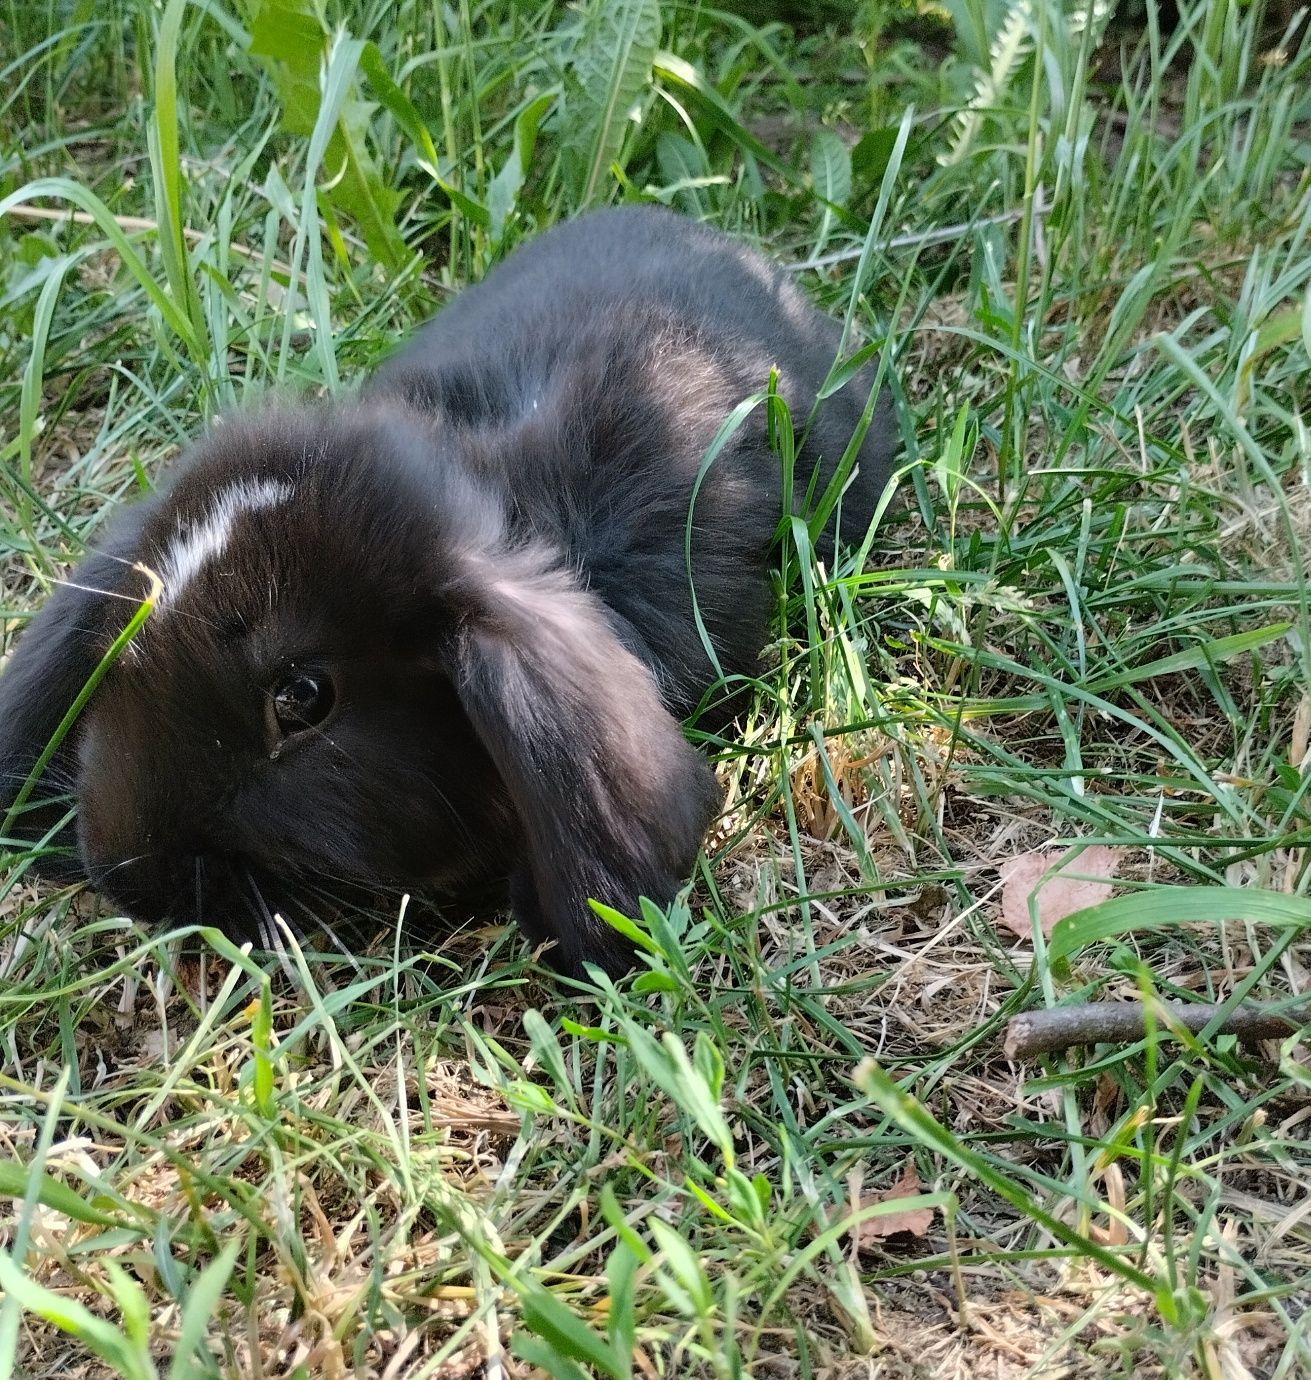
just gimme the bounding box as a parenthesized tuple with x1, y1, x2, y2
(158, 477, 294, 604)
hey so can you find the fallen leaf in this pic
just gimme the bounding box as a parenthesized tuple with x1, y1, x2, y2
(997, 845, 1125, 942)
(851, 1159, 935, 1250)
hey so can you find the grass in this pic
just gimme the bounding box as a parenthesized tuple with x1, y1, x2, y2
(1, 0, 1310, 1374)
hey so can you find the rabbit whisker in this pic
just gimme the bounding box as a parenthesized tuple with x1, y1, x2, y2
(306, 908, 361, 971)
(245, 871, 299, 986)
(97, 853, 149, 881)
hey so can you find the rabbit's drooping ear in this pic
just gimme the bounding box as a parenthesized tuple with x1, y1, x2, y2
(0, 512, 149, 876)
(447, 542, 722, 978)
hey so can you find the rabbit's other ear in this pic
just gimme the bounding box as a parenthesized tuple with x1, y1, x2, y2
(449, 542, 721, 978)
(0, 514, 148, 876)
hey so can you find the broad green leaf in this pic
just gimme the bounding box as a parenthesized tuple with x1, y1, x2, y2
(559, 1017, 619, 1043)
(244, 9, 408, 269)
(504, 1080, 558, 1116)
(852, 125, 898, 188)
(102, 1261, 152, 1351)
(632, 970, 681, 993)
(590, 898, 663, 956)
(691, 1028, 725, 1107)
(933, 404, 972, 506)
(323, 90, 407, 271)
(810, 128, 851, 256)
(649, 1217, 713, 1315)
(604, 1240, 638, 1371)
(816, 338, 885, 400)
(598, 1184, 654, 1264)
(487, 91, 555, 241)
(247, 0, 325, 135)
(563, 0, 661, 206)
(434, 174, 490, 227)
(251, 979, 275, 1117)
(613, 1015, 734, 1159)
(653, 130, 710, 214)
(511, 1335, 594, 1380)
(513, 1276, 624, 1378)
(660, 1030, 733, 1164)
(1235, 295, 1309, 413)
(522, 1008, 577, 1107)
(359, 40, 440, 172)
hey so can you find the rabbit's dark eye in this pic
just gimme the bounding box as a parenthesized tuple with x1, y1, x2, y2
(272, 673, 335, 733)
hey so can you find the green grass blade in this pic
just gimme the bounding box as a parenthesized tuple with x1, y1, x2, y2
(1049, 887, 1311, 968)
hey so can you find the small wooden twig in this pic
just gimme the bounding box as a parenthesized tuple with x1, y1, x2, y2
(1003, 1000, 1308, 1060)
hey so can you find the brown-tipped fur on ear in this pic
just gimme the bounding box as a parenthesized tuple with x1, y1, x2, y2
(449, 540, 722, 978)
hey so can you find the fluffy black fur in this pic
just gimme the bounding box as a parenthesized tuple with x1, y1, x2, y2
(0, 206, 896, 977)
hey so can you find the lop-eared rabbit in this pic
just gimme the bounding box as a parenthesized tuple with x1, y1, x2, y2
(0, 206, 895, 977)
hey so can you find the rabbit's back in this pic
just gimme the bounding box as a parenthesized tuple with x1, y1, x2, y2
(382, 207, 845, 391)
(371, 209, 890, 508)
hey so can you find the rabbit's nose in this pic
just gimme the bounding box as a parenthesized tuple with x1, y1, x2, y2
(90, 851, 230, 925)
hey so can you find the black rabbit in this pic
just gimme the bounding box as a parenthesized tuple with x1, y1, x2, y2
(0, 206, 896, 977)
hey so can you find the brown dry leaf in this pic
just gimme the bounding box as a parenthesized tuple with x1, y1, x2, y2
(997, 845, 1125, 942)
(852, 1159, 936, 1250)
